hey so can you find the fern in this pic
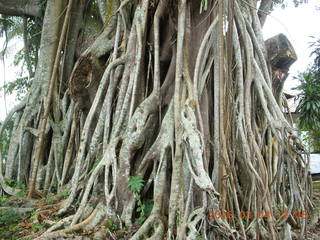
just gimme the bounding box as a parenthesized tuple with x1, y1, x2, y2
(128, 176, 144, 193)
(128, 176, 153, 224)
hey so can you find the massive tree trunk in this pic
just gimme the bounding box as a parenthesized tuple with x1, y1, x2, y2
(0, 0, 313, 239)
(0, 0, 41, 18)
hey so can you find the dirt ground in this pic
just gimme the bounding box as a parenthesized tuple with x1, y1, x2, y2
(1, 182, 320, 240)
(306, 181, 320, 240)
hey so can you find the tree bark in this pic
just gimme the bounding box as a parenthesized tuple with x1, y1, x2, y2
(258, 0, 273, 27)
(0, 0, 41, 18)
(0, 0, 313, 239)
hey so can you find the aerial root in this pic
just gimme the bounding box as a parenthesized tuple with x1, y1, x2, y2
(37, 215, 74, 237)
(71, 137, 121, 225)
(58, 56, 127, 215)
(38, 202, 106, 239)
(0, 102, 26, 195)
(131, 214, 165, 240)
(37, 139, 121, 238)
(181, 103, 220, 197)
(5, 1, 312, 239)
(185, 208, 207, 240)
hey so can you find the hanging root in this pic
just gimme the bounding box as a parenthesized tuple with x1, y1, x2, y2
(131, 116, 171, 239)
(0, 102, 26, 195)
(3, 0, 312, 239)
(37, 202, 106, 239)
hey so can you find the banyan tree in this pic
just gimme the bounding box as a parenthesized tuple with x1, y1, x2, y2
(0, 0, 314, 239)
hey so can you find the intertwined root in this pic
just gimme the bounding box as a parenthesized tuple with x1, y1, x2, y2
(0, 0, 313, 239)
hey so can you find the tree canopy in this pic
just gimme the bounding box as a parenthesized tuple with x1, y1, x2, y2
(295, 37, 320, 151)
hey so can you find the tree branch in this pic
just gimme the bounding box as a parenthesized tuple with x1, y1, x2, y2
(0, 0, 41, 18)
(96, 0, 106, 22)
(258, 0, 272, 27)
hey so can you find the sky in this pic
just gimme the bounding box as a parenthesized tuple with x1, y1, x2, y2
(263, 0, 320, 91)
(0, 37, 23, 120)
(0, 1, 320, 120)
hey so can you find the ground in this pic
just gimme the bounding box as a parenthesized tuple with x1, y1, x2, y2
(1, 183, 320, 240)
(306, 181, 320, 240)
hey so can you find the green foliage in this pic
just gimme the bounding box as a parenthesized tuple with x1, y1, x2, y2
(4, 178, 25, 189)
(3, 178, 26, 196)
(32, 223, 43, 231)
(136, 198, 153, 224)
(0, 207, 23, 239)
(50, 182, 58, 192)
(295, 72, 320, 130)
(308, 129, 320, 151)
(0, 15, 23, 39)
(0, 15, 41, 100)
(16, 190, 27, 197)
(128, 176, 144, 193)
(0, 209, 20, 227)
(128, 176, 153, 224)
(29, 211, 37, 222)
(196, 236, 204, 240)
(1, 179, 26, 197)
(61, 189, 69, 199)
(0, 196, 9, 207)
(105, 219, 120, 232)
(295, 37, 320, 151)
(4, 178, 15, 187)
(45, 193, 55, 204)
(142, 199, 153, 217)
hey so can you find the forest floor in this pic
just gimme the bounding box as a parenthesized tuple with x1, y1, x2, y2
(0, 182, 320, 240)
(307, 180, 320, 240)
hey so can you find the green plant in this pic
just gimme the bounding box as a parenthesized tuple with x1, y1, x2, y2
(4, 178, 26, 190)
(15, 182, 26, 190)
(32, 223, 43, 231)
(61, 189, 69, 199)
(0, 196, 9, 207)
(45, 193, 55, 204)
(16, 190, 27, 197)
(49, 182, 58, 192)
(105, 219, 119, 232)
(4, 178, 15, 187)
(0, 15, 41, 100)
(0, 209, 20, 227)
(29, 210, 37, 222)
(128, 176, 144, 193)
(196, 236, 203, 240)
(128, 176, 153, 224)
(2, 179, 26, 197)
(294, 36, 320, 151)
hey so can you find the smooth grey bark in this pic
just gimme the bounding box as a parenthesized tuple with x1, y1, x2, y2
(62, 0, 85, 85)
(5, 0, 65, 184)
(96, 0, 106, 22)
(23, 17, 34, 79)
(0, 0, 312, 238)
(0, 102, 25, 193)
(0, 0, 41, 18)
(258, 0, 272, 27)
